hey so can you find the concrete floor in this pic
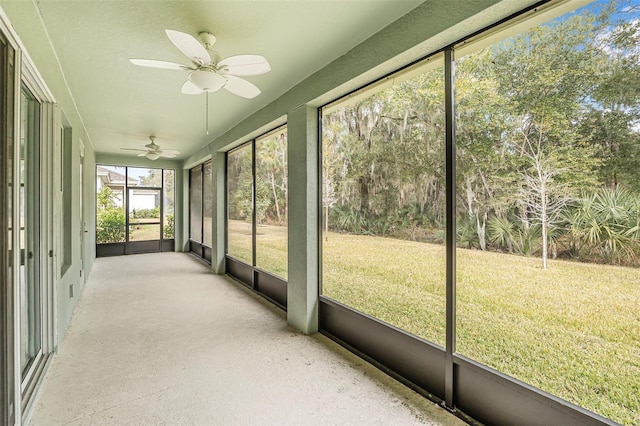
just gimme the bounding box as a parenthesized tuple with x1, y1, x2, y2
(29, 252, 466, 425)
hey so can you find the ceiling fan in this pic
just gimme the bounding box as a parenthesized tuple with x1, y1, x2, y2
(130, 30, 270, 99)
(120, 136, 180, 160)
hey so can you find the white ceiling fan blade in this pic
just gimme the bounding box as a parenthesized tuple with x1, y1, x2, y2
(137, 153, 148, 157)
(165, 30, 211, 66)
(218, 55, 271, 76)
(129, 59, 191, 71)
(160, 149, 180, 156)
(224, 75, 261, 99)
(120, 148, 147, 152)
(181, 80, 204, 95)
(159, 153, 177, 158)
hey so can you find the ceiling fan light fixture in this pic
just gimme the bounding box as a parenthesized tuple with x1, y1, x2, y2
(145, 152, 160, 161)
(189, 70, 226, 92)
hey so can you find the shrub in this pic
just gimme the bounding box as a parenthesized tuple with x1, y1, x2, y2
(163, 214, 174, 239)
(566, 187, 640, 265)
(131, 207, 160, 219)
(96, 187, 125, 243)
(96, 207, 125, 243)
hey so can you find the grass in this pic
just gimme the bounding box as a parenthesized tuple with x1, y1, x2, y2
(128, 221, 160, 241)
(227, 221, 639, 424)
(323, 232, 640, 426)
(228, 219, 288, 279)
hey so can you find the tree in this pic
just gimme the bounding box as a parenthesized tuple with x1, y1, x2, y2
(456, 48, 513, 250)
(582, 3, 640, 192)
(484, 5, 605, 264)
(518, 134, 571, 269)
(256, 130, 288, 225)
(319, 0, 640, 267)
(138, 168, 163, 187)
(228, 147, 253, 222)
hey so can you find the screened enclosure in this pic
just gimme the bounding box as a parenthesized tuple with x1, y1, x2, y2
(96, 165, 175, 256)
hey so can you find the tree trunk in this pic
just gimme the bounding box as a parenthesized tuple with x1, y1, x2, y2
(359, 175, 370, 213)
(269, 171, 281, 223)
(476, 212, 487, 251)
(541, 220, 548, 269)
(325, 205, 329, 241)
(540, 175, 548, 269)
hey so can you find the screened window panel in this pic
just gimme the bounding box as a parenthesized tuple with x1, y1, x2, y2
(454, 3, 640, 423)
(255, 128, 288, 279)
(202, 161, 213, 247)
(226, 145, 253, 264)
(321, 55, 447, 347)
(190, 166, 203, 243)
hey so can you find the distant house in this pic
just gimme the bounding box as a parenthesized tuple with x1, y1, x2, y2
(97, 166, 128, 207)
(96, 166, 157, 211)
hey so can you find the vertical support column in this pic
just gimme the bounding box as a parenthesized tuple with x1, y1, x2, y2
(287, 105, 319, 334)
(444, 46, 457, 409)
(211, 151, 227, 274)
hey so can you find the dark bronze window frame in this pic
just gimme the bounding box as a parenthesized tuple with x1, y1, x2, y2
(189, 161, 212, 263)
(224, 125, 288, 310)
(317, 1, 618, 425)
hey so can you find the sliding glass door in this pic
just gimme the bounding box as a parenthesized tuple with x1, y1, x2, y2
(19, 85, 42, 379)
(2, 19, 55, 423)
(0, 29, 16, 426)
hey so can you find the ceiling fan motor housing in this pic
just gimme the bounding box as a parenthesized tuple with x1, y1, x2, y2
(199, 32, 217, 49)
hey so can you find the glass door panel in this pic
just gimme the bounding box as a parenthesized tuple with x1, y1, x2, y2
(129, 224, 161, 241)
(128, 188, 161, 242)
(96, 165, 174, 256)
(19, 86, 42, 376)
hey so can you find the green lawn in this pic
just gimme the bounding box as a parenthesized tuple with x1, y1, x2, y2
(323, 232, 639, 426)
(227, 219, 253, 264)
(227, 222, 639, 424)
(228, 220, 288, 279)
(128, 219, 161, 241)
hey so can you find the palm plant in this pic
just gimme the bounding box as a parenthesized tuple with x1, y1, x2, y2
(487, 214, 518, 253)
(566, 187, 640, 264)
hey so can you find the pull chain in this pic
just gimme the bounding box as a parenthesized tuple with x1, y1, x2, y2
(205, 91, 209, 135)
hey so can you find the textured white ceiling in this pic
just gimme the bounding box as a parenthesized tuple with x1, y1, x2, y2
(29, 0, 423, 159)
